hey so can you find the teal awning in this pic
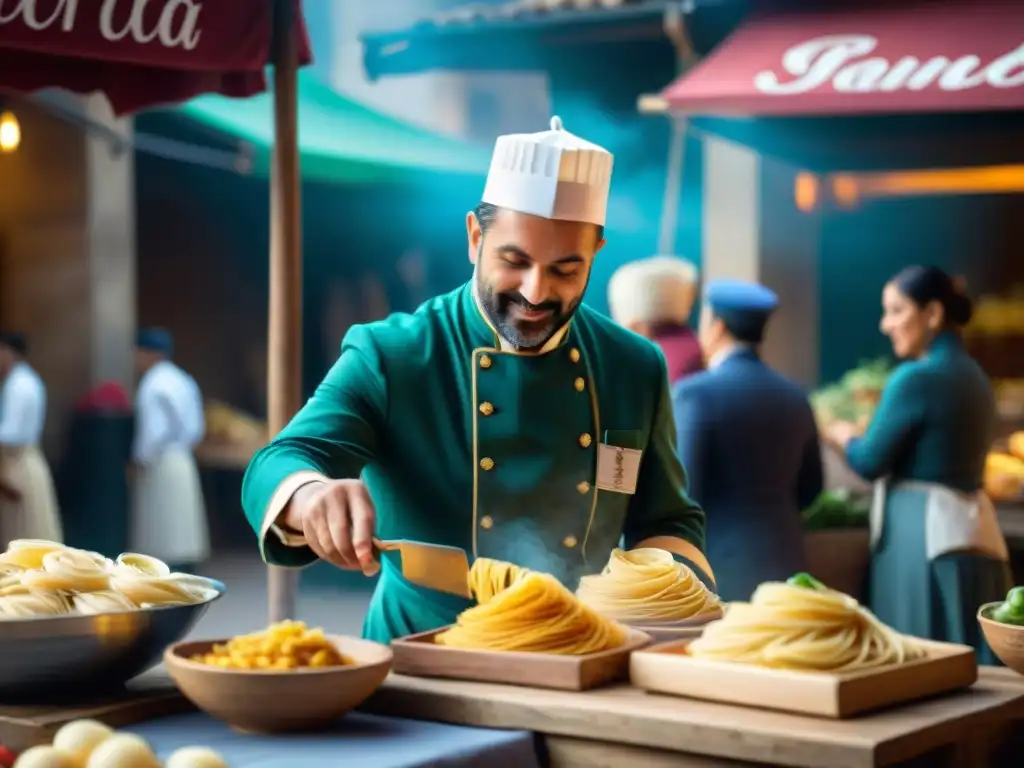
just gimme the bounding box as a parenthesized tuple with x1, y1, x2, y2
(173, 71, 490, 183)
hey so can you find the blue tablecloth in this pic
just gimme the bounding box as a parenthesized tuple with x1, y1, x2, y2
(127, 712, 541, 767)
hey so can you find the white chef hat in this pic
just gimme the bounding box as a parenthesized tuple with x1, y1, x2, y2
(482, 116, 614, 227)
(608, 256, 700, 326)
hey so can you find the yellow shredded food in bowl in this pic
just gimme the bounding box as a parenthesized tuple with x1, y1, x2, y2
(189, 620, 347, 670)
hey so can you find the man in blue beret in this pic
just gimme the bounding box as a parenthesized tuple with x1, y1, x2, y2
(672, 279, 823, 602)
(131, 328, 209, 570)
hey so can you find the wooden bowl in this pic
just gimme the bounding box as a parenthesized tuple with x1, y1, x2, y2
(164, 635, 392, 733)
(978, 603, 1024, 674)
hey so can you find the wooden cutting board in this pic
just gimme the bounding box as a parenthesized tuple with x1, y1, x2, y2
(0, 675, 190, 754)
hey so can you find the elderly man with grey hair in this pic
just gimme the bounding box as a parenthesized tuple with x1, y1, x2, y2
(608, 255, 703, 385)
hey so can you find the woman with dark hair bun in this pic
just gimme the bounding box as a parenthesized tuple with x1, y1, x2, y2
(824, 265, 1010, 663)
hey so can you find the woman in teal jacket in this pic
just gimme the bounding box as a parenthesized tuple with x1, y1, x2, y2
(825, 266, 1010, 662)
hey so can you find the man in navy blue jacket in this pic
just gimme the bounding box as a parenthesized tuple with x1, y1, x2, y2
(672, 279, 823, 602)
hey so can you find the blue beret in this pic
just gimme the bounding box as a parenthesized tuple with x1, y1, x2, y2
(136, 328, 173, 354)
(705, 280, 778, 343)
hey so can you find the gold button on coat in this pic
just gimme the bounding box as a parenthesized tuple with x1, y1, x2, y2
(569, 348, 580, 363)
(479, 354, 492, 369)
(578, 433, 592, 448)
(480, 457, 495, 471)
(479, 401, 495, 416)
(562, 535, 578, 549)
(480, 516, 494, 530)
(574, 377, 585, 392)
(576, 481, 591, 494)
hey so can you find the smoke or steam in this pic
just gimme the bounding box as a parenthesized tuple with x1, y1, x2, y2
(489, 516, 579, 584)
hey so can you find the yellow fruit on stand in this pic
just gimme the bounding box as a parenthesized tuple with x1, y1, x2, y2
(985, 452, 1024, 500)
(1008, 432, 1024, 462)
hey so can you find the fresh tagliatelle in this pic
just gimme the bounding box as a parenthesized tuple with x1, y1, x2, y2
(687, 581, 927, 672)
(434, 558, 628, 655)
(575, 548, 721, 623)
(0, 539, 218, 620)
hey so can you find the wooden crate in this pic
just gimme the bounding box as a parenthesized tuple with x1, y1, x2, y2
(391, 626, 651, 691)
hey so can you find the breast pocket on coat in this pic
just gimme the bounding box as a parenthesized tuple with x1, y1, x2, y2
(595, 429, 644, 497)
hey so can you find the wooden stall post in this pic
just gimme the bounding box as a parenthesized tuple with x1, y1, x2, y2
(266, 0, 303, 624)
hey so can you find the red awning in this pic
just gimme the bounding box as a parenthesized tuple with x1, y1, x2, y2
(0, 0, 312, 114)
(654, 0, 1024, 117)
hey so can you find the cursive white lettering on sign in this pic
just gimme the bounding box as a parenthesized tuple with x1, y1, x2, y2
(754, 35, 1024, 96)
(0, 0, 78, 31)
(0, 0, 203, 51)
(99, 0, 202, 51)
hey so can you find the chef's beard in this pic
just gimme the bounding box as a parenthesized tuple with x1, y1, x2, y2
(476, 269, 585, 351)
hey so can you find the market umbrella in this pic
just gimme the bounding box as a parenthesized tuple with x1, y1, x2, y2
(0, 0, 313, 622)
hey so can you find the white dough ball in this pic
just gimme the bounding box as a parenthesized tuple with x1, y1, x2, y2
(52, 720, 113, 764)
(13, 746, 74, 768)
(166, 747, 228, 768)
(84, 734, 159, 768)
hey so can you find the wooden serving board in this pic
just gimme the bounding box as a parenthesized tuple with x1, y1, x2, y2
(0, 677, 191, 754)
(391, 626, 651, 691)
(629, 638, 978, 718)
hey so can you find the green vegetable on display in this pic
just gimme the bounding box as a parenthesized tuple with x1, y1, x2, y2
(991, 586, 1024, 626)
(811, 358, 892, 424)
(787, 572, 826, 590)
(802, 488, 870, 531)
(840, 357, 891, 393)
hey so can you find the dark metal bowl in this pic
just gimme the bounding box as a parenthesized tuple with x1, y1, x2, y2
(0, 578, 225, 701)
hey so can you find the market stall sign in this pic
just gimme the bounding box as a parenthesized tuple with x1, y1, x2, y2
(647, 0, 1024, 117)
(0, 0, 312, 114)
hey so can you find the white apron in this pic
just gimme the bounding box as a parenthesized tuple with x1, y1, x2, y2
(132, 448, 209, 565)
(870, 478, 1009, 562)
(0, 445, 63, 546)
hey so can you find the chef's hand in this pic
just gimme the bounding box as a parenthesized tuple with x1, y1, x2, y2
(285, 479, 380, 576)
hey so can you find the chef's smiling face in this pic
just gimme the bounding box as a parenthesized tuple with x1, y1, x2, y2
(468, 206, 605, 351)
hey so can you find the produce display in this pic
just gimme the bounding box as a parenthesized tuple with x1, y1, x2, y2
(10, 720, 227, 767)
(993, 379, 1024, 420)
(983, 451, 1024, 501)
(966, 292, 1024, 338)
(687, 573, 926, 671)
(189, 620, 347, 670)
(575, 548, 720, 623)
(802, 489, 870, 531)
(203, 401, 267, 445)
(810, 358, 891, 428)
(986, 586, 1024, 627)
(0, 541, 218, 618)
(434, 558, 627, 654)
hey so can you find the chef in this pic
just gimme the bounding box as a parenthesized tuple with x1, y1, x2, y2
(0, 332, 62, 544)
(608, 255, 704, 384)
(242, 116, 714, 644)
(132, 329, 209, 570)
(673, 280, 822, 602)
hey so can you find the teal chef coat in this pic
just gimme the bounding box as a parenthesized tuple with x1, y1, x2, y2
(242, 281, 708, 643)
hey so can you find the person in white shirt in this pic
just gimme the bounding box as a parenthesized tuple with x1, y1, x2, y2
(132, 328, 209, 570)
(0, 332, 62, 546)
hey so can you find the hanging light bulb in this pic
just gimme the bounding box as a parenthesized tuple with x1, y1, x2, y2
(0, 110, 21, 153)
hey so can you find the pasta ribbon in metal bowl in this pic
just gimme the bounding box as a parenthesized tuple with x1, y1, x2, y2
(0, 539, 224, 699)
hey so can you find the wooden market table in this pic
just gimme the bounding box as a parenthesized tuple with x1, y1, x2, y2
(4, 669, 1024, 767)
(361, 667, 1024, 768)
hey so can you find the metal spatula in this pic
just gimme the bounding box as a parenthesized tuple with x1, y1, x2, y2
(373, 538, 471, 599)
